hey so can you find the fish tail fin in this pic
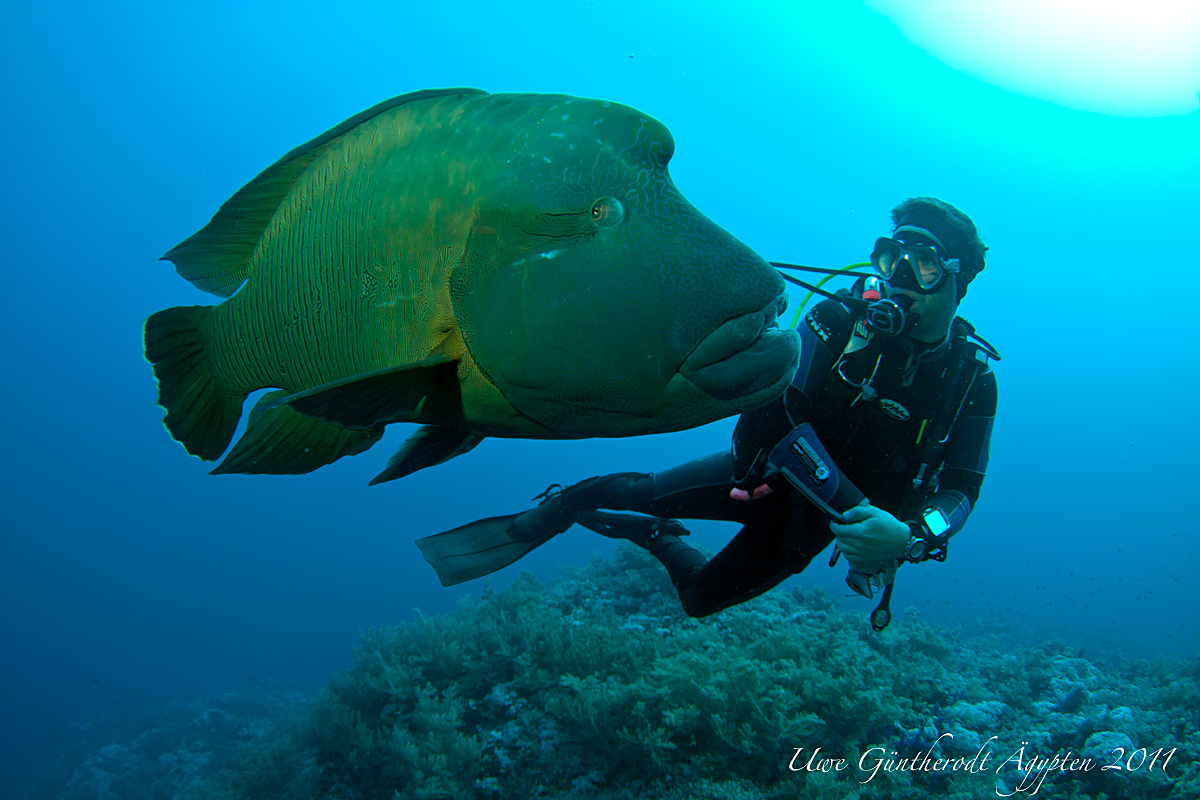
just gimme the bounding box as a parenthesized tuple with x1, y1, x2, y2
(143, 305, 243, 461)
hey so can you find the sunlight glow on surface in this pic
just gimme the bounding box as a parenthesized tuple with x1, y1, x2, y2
(867, 0, 1200, 116)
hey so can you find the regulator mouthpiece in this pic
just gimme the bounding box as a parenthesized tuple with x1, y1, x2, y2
(864, 296, 909, 336)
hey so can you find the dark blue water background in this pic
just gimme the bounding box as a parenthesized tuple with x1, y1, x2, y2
(3, 2, 1198, 795)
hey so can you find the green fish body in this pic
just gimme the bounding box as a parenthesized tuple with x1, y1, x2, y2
(145, 88, 799, 483)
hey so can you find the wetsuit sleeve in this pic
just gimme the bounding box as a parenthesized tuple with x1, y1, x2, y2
(937, 368, 997, 509)
(915, 367, 998, 545)
(732, 299, 852, 485)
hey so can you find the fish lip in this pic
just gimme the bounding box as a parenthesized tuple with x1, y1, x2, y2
(678, 294, 799, 400)
(679, 295, 786, 374)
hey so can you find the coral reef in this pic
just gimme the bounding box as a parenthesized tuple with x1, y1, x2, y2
(32, 548, 1200, 800)
(28, 684, 310, 800)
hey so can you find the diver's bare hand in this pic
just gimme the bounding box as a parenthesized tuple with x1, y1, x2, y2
(830, 504, 908, 563)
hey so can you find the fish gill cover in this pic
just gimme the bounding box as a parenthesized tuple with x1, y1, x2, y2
(37, 546, 1200, 800)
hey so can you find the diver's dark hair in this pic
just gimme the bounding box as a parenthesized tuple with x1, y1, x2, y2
(890, 197, 987, 299)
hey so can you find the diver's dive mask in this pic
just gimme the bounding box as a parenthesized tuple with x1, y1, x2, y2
(871, 225, 960, 295)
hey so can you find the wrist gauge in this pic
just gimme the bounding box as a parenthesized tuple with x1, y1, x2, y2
(903, 529, 927, 563)
(922, 508, 951, 538)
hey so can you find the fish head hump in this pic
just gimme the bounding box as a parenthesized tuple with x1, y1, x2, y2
(449, 93, 800, 437)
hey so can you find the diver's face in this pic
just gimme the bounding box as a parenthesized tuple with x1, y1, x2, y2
(889, 273, 958, 343)
(912, 255, 942, 287)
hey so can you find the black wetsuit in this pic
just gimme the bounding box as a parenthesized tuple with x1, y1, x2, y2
(572, 297, 998, 617)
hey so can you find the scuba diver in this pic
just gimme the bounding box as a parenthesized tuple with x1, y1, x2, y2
(417, 197, 998, 630)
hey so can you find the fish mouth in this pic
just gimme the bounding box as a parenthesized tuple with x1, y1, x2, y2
(679, 295, 800, 402)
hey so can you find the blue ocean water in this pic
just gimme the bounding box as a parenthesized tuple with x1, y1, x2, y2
(2, 2, 1197, 797)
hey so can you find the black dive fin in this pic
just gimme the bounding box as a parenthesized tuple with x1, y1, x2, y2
(369, 425, 484, 485)
(416, 514, 560, 586)
(269, 355, 461, 430)
(213, 390, 382, 474)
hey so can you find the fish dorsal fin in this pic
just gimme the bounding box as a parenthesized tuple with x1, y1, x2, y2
(161, 87, 488, 297)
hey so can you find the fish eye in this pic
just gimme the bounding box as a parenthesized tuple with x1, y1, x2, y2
(591, 196, 624, 228)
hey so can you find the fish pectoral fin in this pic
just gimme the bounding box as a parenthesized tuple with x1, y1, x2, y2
(270, 355, 462, 429)
(213, 390, 383, 475)
(369, 425, 484, 485)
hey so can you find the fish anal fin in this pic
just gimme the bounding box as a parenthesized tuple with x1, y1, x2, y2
(369, 426, 484, 485)
(212, 390, 382, 475)
(162, 88, 487, 297)
(272, 355, 462, 430)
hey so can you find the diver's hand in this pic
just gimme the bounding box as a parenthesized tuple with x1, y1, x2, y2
(729, 463, 779, 502)
(848, 559, 899, 589)
(830, 504, 908, 563)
